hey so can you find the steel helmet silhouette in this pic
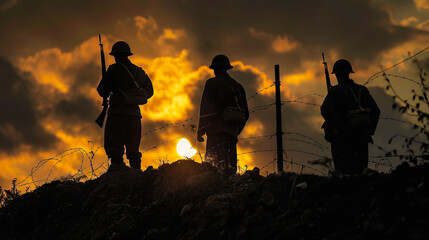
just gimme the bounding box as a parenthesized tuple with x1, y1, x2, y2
(331, 59, 354, 74)
(209, 55, 233, 69)
(110, 41, 133, 56)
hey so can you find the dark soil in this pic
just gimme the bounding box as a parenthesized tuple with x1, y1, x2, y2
(0, 160, 428, 240)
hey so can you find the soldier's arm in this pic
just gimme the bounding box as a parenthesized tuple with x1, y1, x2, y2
(197, 81, 215, 138)
(236, 85, 249, 135)
(364, 87, 380, 135)
(241, 85, 249, 121)
(97, 65, 115, 97)
(320, 88, 343, 127)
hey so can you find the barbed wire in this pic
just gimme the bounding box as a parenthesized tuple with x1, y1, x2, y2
(364, 45, 429, 86)
(249, 102, 277, 113)
(16, 148, 90, 188)
(246, 83, 275, 101)
(370, 73, 429, 87)
(11, 54, 429, 191)
(284, 149, 328, 159)
(259, 157, 327, 175)
(379, 117, 425, 129)
(238, 134, 276, 141)
(140, 83, 277, 138)
(283, 100, 321, 107)
(284, 132, 328, 150)
(283, 137, 329, 151)
(141, 136, 185, 153)
(14, 104, 423, 192)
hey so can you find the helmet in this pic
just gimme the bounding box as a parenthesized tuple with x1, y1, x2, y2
(331, 59, 354, 74)
(209, 55, 233, 69)
(109, 41, 133, 56)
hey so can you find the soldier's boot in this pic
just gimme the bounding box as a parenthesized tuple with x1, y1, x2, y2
(128, 152, 142, 170)
(108, 156, 125, 171)
(129, 158, 141, 170)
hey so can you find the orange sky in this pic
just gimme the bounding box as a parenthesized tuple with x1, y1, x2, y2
(1, 0, 429, 190)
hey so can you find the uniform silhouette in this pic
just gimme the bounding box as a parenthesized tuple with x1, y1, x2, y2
(197, 55, 249, 172)
(321, 59, 380, 174)
(97, 41, 154, 169)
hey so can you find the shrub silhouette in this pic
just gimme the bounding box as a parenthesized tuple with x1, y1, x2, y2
(385, 57, 429, 164)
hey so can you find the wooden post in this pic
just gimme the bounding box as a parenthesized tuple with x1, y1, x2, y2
(275, 65, 284, 172)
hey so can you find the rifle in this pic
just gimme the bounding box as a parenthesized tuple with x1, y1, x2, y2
(322, 52, 331, 92)
(95, 34, 108, 128)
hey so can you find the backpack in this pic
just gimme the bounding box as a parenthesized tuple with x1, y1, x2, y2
(222, 97, 247, 124)
(116, 63, 149, 105)
(221, 81, 246, 124)
(345, 85, 371, 128)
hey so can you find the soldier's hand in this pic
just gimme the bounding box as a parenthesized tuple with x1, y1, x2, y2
(197, 135, 204, 142)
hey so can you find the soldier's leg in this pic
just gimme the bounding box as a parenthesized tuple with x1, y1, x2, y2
(125, 116, 142, 169)
(104, 115, 125, 165)
(206, 133, 222, 168)
(226, 134, 238, 172)
(229, 141, 237, 172)
(331, 141, 354, 174)
(355, 141, 369, 173)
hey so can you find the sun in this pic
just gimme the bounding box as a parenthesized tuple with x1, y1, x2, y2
(176, 138, 197, 159)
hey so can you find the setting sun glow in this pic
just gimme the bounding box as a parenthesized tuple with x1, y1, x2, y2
(176, 138, 197, 159)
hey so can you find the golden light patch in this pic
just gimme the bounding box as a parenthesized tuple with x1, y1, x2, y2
(242, 121, 265, 136)
(0, 144, 104, 191)
(17, 36, 104, 93)
(0, 149, 35, 186)
(414, 0, 429, 10)
(283, 70, 314, 86)
(237, 146, 256, 172)
(143, 50, 211, 122)
(162, 28, 182, 40)
(400, 16, 419, 26)
(272, 35, 300, 53)
(249, 28, 300, 53)
(18, 49, 72, 93)
(417, 19, 429, 30)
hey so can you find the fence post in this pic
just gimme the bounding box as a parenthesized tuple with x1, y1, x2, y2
(275, 65, 284, 172)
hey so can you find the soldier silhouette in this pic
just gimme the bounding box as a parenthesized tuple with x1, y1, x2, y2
(197, 55, 249, 172)
(97, 41, 153, 170)
(321, 59, 380, 174)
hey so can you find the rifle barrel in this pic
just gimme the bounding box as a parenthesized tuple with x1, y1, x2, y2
(322, 52, 331, 92)
(95, 34, 108, 128)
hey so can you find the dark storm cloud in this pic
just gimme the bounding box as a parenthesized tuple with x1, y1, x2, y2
(1, 0, 426, 69)
(53, 96, 99, 124)
(0, 56, 57, 152)
(50, 62, 101, 134)
(143, 0, 427, 72)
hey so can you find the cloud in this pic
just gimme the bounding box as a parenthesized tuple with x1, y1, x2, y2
(1, 0, 425, 72)
(283, 70, 314, 86)
(0, 57, 58, 153)
(417, 19, 429, 30)
(414, 0, 429, 9)
(0, 1, 428, 189)
(142, 50, 211, 122)
(0, 0, 18, 11)
(135, 16, 158, 40)
(272, 35, 300, 53)
(249, 28, 300, 53)
(400, 16, 419, 26)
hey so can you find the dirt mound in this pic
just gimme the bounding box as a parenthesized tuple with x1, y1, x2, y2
(1, 160, 428, 240)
